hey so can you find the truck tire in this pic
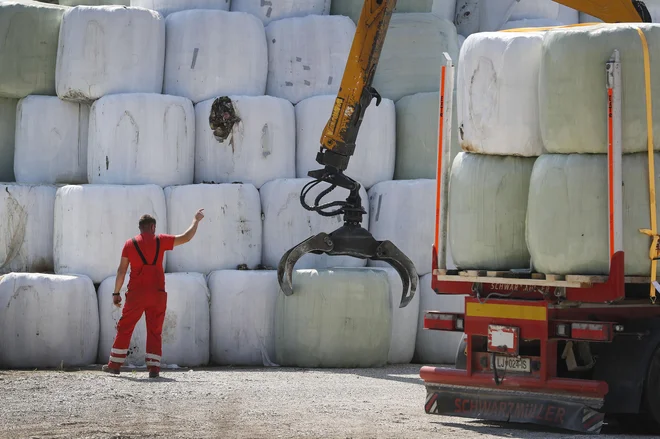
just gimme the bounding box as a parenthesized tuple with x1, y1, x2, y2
(641, 344, 660, 433)
(455, 333, 467, 370)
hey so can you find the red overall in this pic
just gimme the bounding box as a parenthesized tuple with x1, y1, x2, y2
(106, 233, 175, 373)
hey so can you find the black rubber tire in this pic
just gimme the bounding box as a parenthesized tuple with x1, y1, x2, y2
(455, 333, 467, 370)
(639, 344, 660, 433)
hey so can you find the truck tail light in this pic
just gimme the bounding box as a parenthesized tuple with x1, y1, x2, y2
(571, 323, 611, 341)
(424, 312, 463, 331)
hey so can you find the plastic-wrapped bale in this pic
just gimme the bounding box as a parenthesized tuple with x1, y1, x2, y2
(130, 0, 229, 16)
(431, 0, 457, 21)
(54, 184, 166, 283)
(457, 30, 545, 156)
(195, 95, 296, 188)
(164, 10, 267, 104)
(394, 90, 459, 180)
(526, 153, 660, 276)
(330, 0, 434, 24)
(371, 267, 420, 365)
(230, 0, 330, 25)
(372, 13, 460, 102)
(478, 0, 578, 32)
(208, 270, 279, 366)
(458, 34, 466, 51)
(295, 95, 395, 189)
(55, 6, 165, 102)
(0, 98, 17, 181)
(414, 273, 465, 364)
(88, 93, 194, 186)
(0, 273, 98, 369)
(540, 23, 660, 154)
(274, 268, 392, 368)
(260, 178, 369, 269)
(500, 18, 562, 30)
(14, 96, 89, 184)
(164, 184, 262, 274)
(0, 1, 68, 99)
(366, 180, 435, 276)
(60, 0, 129, 5)
(265, 15, 355, 104)
(455, 0, 480, 37)
(98, 272, 210, 367)
(0, 184, 56, 274)
(448, 152, 534, 271)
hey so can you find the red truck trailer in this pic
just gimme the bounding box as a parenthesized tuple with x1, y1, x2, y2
(422, 46, 660, 434)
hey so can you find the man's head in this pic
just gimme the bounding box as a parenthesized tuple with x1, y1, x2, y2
(139, 214, 157, 234)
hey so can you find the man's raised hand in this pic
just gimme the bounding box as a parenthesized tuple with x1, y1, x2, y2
(194, 208, 205, 222)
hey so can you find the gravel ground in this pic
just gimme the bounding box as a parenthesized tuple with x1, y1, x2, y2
(1, 364, 658, 439)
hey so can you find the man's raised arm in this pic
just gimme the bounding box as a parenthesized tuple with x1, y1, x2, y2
(173, 208, 205, 247)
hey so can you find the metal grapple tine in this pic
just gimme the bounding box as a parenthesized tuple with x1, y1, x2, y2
(373, 240, 418, 308)
(277, 233, 334, 296)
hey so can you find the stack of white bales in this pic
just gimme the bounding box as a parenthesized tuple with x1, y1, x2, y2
(527, 23, 660, 276)
(330, 0, 456, 24)
(130, 0, 230, 17)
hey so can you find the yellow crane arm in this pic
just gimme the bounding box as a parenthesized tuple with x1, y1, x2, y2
(553, 0, 651, 22)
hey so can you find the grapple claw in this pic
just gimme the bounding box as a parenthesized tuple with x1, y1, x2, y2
(277, 233, 333, 296)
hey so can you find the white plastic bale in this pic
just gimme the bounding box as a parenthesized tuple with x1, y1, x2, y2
(55, 6, 165, 102)
(457, 31, 545, 156)
(274, 268, 392, 368)
(164, 10, 267, 104)
(98, 272, 210, 367)
(370, 267, 420, 365)
(195, 95, 296, 188)
(367, 180, 436, 276)
(0, 1, 68, 99)
(0, 184, 56, 274)
(458, 34, 466, 51)
(208, 269, 279, 366)
(0, 273, 98, 368)
(0, 98, 17, 181)
(164, 184, 262, 274)
(431, 0, 457, 21)
(53, 184, 167, 283)
(330, 0, 434, 24)
(60, 0, 129, 5)
(87, 93, 194, 186)
(230, 0, 330, 25)
(526, 153, 660, 276)
(14, 95, 89, 184)
(478, 0, 578, 32)
(455, 0, 480, 37)
(448, 152, 535, 270)
(130, 0, 229, 16)
(260, 178, 369, 270)
(265, 15, 356, 104)
(413, 273, 465, 365)
(540, 23, 660, 154)
(295, 95, 395, 189)
(500, 18, 562, 29)
(372, 13, 460, 102)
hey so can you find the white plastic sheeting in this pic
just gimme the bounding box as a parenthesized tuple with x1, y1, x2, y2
(260, 178, 369, 269)
(88, 93, 194, 186)
(431, 0, 458, 21)
(195, 95, 296, 188)
(14, 96, 89, 184)
(295, 95, 395, 189)
(265, 15, 356, 104)
(527, 153, 660, 276)
(478, 0, 579, 32)
(231, 0, 330, 25)
(131, 0, 230, 16)
(56, 6, 165, 102)
(373, 13, 460, 102)
(54, 184, 167, 283)
(414, 273, 465, 364)
(457, 31, 545, 156)
(455, 0, 480, 37)
(60, 0, 129, 5)
(330, 0, 434, 24)
(0, 273, 99, 369)
(371, 267, 420, 365)
(274, 268, 392, 368)
(500, 18, 562, 29)
(0, 1, 68, 99)
(164, 184, 262, 274)
(449, 152, 534, 270)
(164, 10, 267, 104)
(208, 269, 279, 366)
(540, 24, 660, 154)
(367, 180, 435, 276)
(0, 98, 17, 181)
(98, 272, 210, 367)
(0, 184, 56, 274)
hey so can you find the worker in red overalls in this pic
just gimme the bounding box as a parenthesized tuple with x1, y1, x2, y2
(102, 209, 205, 378)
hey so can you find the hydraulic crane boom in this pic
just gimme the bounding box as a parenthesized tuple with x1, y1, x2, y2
(275, 0, 652, 306)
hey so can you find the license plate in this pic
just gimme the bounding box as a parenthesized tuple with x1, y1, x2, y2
(490, 355, 531, 373)
(487, 325, 519, 355)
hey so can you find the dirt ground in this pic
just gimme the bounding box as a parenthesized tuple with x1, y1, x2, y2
(1, 364, 658, 439)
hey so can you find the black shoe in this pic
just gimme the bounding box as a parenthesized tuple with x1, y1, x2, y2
(102, 365, 120, 375)
(149, 370, 159, 378)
